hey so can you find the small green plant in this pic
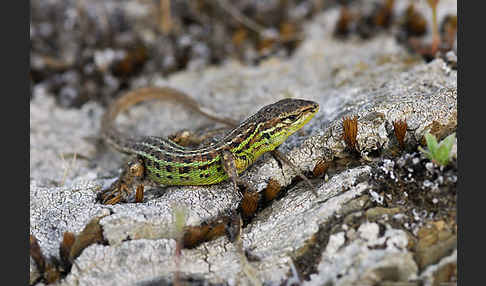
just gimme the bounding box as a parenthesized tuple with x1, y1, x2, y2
(418, 132, 455, 166)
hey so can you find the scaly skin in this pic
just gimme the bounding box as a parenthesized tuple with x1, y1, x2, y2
(99, 87, 319, 204)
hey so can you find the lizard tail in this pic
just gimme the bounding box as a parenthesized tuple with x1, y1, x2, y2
(100, 87, 238, 153)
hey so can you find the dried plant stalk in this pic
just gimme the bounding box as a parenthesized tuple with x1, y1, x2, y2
(264, 178, 282, 202)
(426, 0, 440, 53)
(393, 119, 408, 149)
(30, 235, 46, 272)
(60, 232, 76, 266)
(313, 159, 330, 177)
(342, 116, 359, 151)
(159, 0, 172, 35)
(240, 190, 260, 219)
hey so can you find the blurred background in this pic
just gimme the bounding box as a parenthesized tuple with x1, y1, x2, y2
(30, 0, 457, 107)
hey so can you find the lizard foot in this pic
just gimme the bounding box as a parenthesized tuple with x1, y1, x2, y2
(97, 157, 145, 204)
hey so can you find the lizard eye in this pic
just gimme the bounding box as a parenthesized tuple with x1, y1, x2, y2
(284, 114, 298, 122)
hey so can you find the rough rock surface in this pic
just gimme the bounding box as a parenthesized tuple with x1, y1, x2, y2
(30, 1, 457, 285)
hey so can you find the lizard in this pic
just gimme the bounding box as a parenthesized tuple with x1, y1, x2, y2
(98, 86, 319, 205)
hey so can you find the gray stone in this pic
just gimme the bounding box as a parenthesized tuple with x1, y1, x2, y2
(58, 239, 209, 286)
(304, 224, 418, 286)
(419, 250, 457, 286)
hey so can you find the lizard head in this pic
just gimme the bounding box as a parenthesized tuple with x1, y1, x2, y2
(251, 98, 319, 147)
(223, 98, 319, 171)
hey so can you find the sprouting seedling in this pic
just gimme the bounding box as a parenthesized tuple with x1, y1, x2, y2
(418, 132, 455, 166)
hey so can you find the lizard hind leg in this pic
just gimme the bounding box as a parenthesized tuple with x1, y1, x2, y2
(168, 127, 231, 148)
(98, 157, 146, 204)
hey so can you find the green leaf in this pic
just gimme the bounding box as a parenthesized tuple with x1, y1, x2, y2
(420, 132, 456, 166)
(435, 145, 450, 165)
(440, 133, 456, 154)
(424, 132, 438, 152)
(436, 133, 455, 165)
(418, 146, 432, 160)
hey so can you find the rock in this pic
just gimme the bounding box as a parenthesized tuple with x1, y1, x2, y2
(305, 224, 418, 286)
(415, 224, 457, 270)
(433, 262, 457, 286)
(379, 282, 420, 286)
(30, 1, 457, 285)
(58, 239, 209, 286)
(419, 250, 457, 286)
(366, 207, 404, 220)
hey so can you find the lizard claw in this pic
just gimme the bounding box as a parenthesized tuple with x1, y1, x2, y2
(98, 180, 145, 205)
(103, 195, 122, 205)
(98, 181, 129, 204)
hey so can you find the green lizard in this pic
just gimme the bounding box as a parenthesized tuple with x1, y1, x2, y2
(98, 87, 319, 204)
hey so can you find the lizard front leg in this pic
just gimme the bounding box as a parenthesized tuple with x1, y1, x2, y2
(220, 149, 261, 230)
(271, 149, 316, 196)
(221, 150, 239, 193)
